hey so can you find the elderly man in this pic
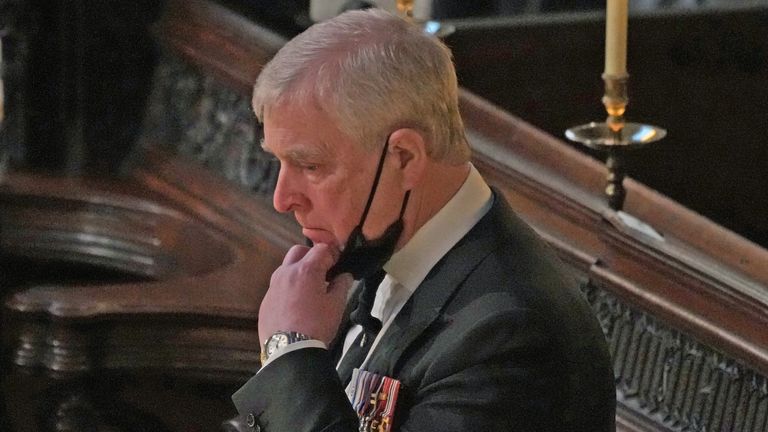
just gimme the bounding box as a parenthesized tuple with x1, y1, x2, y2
(232, 8, 615, 432)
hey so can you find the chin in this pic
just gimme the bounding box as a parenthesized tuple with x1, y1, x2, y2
(302, 228, 338, 245)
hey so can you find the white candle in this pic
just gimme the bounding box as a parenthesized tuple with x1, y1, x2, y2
(604, 0, 629, 76)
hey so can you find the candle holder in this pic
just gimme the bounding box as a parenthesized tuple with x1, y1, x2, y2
(566, 73, 666, 211)
(396, 0, 455, 38)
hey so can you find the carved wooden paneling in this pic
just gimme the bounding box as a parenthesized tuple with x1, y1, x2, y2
(138, 54, 278, 196)
(1, 167, 285, 375)
(1, 174, 235, 279)
(588, 282, 768, 431)
(1, 152, 297, 429)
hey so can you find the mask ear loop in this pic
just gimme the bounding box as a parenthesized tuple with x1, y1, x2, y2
(357, 133, 412, 233)
(398, 190, 411, 219)
(357, 133, 394, 227)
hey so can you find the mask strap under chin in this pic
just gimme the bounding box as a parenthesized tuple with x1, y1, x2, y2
(357, 134, 392, 226)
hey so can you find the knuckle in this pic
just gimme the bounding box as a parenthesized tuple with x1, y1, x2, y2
(287, 244, 306, 256)
(295, 260, 316, 278)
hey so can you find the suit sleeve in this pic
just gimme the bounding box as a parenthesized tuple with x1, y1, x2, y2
(232, 348, 358, 432)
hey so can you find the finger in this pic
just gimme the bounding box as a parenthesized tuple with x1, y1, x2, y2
(303, 243, 341, 271)
(283, 244, 310, 265)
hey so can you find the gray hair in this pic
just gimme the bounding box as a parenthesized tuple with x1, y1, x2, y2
(252, 8, 470, 164)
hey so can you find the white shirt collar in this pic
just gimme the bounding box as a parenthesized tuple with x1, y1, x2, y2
(383, 163, 493, 294)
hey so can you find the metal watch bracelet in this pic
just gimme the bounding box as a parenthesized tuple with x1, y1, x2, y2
(260, 331, 311, 365)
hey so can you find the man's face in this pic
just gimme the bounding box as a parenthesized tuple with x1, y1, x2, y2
(262, 102, 401, 247)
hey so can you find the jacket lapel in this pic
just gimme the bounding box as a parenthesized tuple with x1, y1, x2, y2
(364, 191, 507, 376)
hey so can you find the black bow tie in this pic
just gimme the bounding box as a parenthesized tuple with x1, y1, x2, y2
(349, 269, 386, 333)
(337, 269, 387, 385)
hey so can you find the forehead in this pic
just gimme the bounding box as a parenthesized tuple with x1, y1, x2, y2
(260, 102, 355, 157)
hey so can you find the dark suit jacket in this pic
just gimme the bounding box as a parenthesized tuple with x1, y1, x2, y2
(233, 191, 616, 431)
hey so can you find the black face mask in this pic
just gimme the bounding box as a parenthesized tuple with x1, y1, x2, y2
(324, 135, 411, 281)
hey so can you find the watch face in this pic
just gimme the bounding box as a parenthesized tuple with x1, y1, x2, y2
(266, 333, 289, 357)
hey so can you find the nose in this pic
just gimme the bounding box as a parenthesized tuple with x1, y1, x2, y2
(272, 166, 304, 213)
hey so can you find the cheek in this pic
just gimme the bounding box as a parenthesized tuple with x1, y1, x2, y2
(330, 193, 359, 227)
(325, 186, 365, 236)
(317, 161, 373, 237)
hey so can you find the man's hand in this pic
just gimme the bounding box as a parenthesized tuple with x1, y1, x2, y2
(258, 243, 354, 346)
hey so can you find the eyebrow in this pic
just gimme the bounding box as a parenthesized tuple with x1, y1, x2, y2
(261, 140, 330, 164)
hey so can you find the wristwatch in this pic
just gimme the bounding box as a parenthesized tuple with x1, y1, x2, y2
(261, 331, 311, 365)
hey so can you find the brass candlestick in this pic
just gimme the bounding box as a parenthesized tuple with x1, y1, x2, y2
(396, 0, 454, 37)
(396, 0, 414, 17)
(566, 73, 666, 210)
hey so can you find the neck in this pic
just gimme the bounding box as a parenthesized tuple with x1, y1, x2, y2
(397, 162, 471, 250)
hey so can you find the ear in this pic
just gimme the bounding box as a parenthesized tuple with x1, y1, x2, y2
(387, 128, 428, 191)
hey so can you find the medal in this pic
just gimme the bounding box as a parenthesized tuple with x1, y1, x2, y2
(347, 369, 401, 432)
